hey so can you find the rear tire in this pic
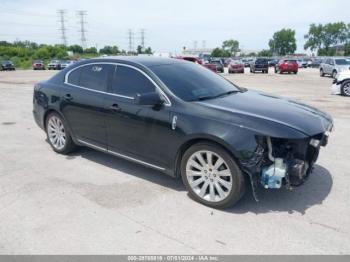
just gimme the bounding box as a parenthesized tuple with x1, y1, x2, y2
(45, 112, 77, 154)
(181, 142, 245, 209)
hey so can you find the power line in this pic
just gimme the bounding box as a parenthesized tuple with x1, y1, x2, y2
(77, 10, 87, 48)
(57, 9, 68, 46)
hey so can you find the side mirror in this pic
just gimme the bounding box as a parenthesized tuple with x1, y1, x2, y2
(134, 92, 163, 106)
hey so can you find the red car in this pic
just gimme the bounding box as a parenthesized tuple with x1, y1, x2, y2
(32, 60, 45, 70)
(176, 56, 217, 73)
(228, 60, 244, 74)
(275, 59, 298, 74)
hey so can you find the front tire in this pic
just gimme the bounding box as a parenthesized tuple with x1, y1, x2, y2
(46, 112, 76, 154)
(320, 68, 325, 77)
(181, 142, 245, 209)
(341, 80, 350, 96)
(332, 70, 337, 79)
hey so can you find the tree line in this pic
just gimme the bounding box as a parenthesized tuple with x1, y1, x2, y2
(211, 22, 350, 58)
(0, 41, 153, 68)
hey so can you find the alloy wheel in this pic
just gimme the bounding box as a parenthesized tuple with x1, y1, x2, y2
(185, 150, 233, 202)
(343, 82, 350, 96)
(47, 116, 66, 150)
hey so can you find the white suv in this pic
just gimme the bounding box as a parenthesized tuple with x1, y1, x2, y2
(332, 70, 350, 96)
(320, 58, 350, 78)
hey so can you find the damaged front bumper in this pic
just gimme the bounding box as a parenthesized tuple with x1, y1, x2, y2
(240, 124, 333, 201)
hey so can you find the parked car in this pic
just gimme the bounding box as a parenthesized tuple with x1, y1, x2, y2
(33, 57, 333, 208)
(60, 60, 75, 69)
(309, 58, 323, 68)
(210, 59, 224, 73)
(297, 59, 307, 68)
(332, 70, 350, 96)
(242, 59, 253, 67)
(202, 61, 217, 73)
(223, 58, 232, 67)
(228, 60, 244, 73)
(275, 59, 298, 74)
(320, 57, 350, 78)
(268, 59, 279, 67)
(250, 58, 269, 73)
(176, 56, 217, 72)
(32, 60, 45, 70)
(0, 60, 15, 71)
(48, 60, 61, 70)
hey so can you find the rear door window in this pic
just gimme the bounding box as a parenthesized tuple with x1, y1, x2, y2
(69, 64, 115, 92)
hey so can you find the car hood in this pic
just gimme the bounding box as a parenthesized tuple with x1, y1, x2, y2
(338, 70, 350, 80)
(336, 65, 350, 71)
(196, 90, 333, 138)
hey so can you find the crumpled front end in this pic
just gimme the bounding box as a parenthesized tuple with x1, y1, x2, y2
(240, 124, 333, 201)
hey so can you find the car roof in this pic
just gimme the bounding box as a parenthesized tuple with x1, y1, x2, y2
(98, 56, 182, 67)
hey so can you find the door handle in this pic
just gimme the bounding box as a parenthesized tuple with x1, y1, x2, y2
(63, 94, 73, 101)
(108, 104, 122, 112)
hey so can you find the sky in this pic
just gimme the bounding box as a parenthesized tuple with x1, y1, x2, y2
(0, 0, 349, 54)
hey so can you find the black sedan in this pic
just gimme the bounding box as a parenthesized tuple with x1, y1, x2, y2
(1, 60, 15, 71)
(33, 57, 333, 208)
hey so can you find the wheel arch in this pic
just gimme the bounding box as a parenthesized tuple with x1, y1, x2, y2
(43, 108, 77, 140)
(43, 109, 63, 131)
(174, 136, 242, 178)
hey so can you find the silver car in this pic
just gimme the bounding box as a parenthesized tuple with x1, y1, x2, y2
(320, 57, 350, 78)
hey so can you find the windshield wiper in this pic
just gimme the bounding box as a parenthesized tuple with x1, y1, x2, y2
(197, 90, 239, 101)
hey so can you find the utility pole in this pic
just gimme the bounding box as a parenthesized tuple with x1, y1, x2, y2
(193, 40, 198, 50)
(140, 28, 145, 48)
(57, 9, 67, 46)
(202, 40, 206, 49)
(77, 10, 87, 48)
(128, 29, 134, 53)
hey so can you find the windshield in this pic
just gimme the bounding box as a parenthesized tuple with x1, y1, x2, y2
(150, 62, 241, 101)
(335, 59, 350, 65)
